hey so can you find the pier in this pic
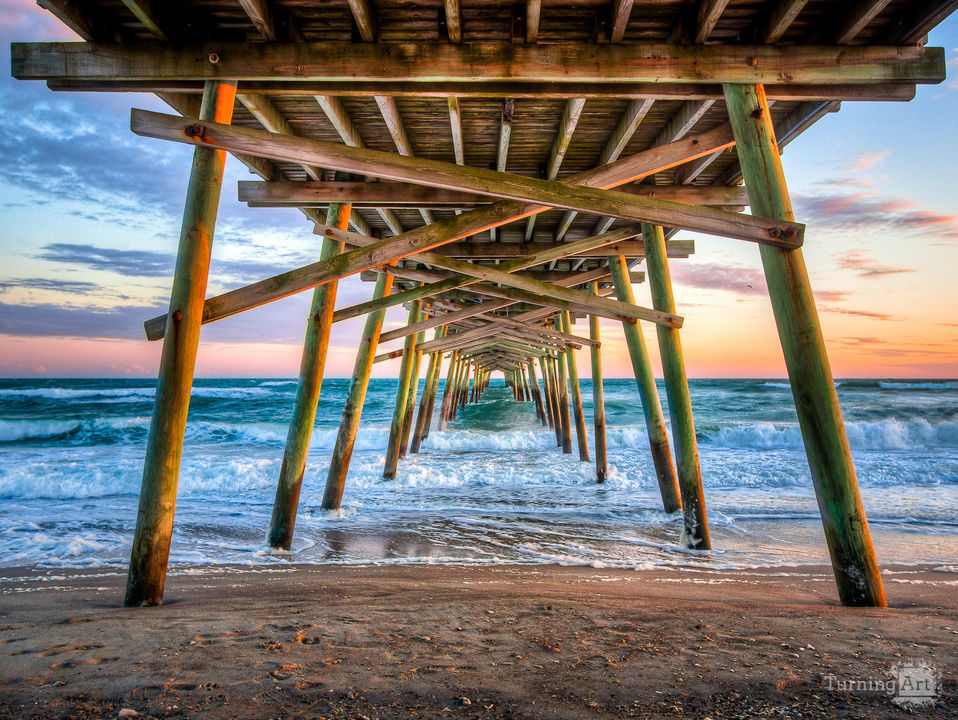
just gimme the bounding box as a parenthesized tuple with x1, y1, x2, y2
(11, 0, 954, 611)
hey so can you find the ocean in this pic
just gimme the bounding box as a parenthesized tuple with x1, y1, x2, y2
(0, 377, 955, 573)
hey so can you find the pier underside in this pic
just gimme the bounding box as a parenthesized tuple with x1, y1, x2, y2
(12, 0, 956, 608)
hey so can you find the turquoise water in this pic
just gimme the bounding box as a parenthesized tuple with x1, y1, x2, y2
(0, 377, 955, 570)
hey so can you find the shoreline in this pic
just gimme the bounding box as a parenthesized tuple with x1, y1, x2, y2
(1, 563, 954, 718)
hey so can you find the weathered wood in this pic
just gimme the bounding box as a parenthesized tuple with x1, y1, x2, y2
(411, 327, 445, 453)
(643, 224, 710, 550)
(553, 350, 572, 453)
(15, 42, 946, 86)
(588, 282, 608, 483)
(695, 0, 731, 43)
(724, 83, 885, 607)
(438, 351, 459, 431)
(419, 327, 447, 444)
(400, 321, 427, 457)
(374, 94, 433, 225)
(447, 97, 465, 165)
(497, 99, 514, 173)
(384, 299, 422, 479)
(608, 255, 682, 515)
(759, 0, 810, 43)
(322, 271, 394, 510)
(526, 0, 541, 42)
(131, 109, 798, 245)
(120, 0, 171, 42)
(267, 202, 350, 551)
(141, 125, 730, 338)
(527, 359, 546, 424)
(444, 0, 462, 42)
(124, 80, 236, 607)
(409, 239, 694, 260)
(237, 0, 277, 41)
(541, 355, 559, 437)
(237, 93, 322, 181)
(346, 0, 377, 42)
(610, 0, 635, 43)
(560, 311, 590, 462)
(836, 0, 894, 44)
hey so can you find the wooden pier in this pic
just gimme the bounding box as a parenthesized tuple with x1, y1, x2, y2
(13, 0, 952, 608)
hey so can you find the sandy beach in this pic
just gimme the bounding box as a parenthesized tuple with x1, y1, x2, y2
(0, 563, 955, 718)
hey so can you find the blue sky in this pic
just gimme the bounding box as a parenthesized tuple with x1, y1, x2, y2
(1, 1, 956, 378)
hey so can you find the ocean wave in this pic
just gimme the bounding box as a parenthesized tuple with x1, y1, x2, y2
(420, 429, 555, 452)
(0, 417, 149, 444)
(879, 381, 958, 391)
(0, 387, 155, 401)
(696, 416, 958, 451)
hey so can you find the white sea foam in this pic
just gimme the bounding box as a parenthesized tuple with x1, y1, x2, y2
(879, 381, 958, 390)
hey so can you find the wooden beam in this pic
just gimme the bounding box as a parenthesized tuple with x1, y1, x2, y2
(237, 0, 277, 41)
(36, 0, 110, 42)
(497, 99, 514, 173)
(315, 94, 404, 235)
(132, 109, 799, 245)
(759, 0, 810, 43)
(44, 78, 923, 102)
(240, 181, 745, 208)
(141, 126, 730, 336)
(447, 97, 465, 165)
(238, 93, 322, 181)
(526, 0, 541, 43)
(346, 0, 377, 42)
(610, 0, 635, 43)
(444, 0, 462, 42)
(695, 0, 731, 43)
(120, 0, 171, 41)
(836, 0, 894, 45)
(375, 95, 434, 225)
(895, 0, 958, 44)
(14, 42, 947, 86)
(528, 97, 585, 239)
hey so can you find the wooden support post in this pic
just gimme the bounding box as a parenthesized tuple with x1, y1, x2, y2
(267, 202, 351, 551)
(588, 283, 608, 483)
(539, 356, 557, 431)
(560, 311, 591, 461)
(642, 224, 710, 548)
(399, 320, 426, 459)
(450, 357, 465, 419)
(724, 83, 885, 607)
(410, 326, 445, 453)
(527, 360, 546, 423)
(438, 351, 459, 431)
(322, 271, 395, 510)
(424, 339, 447, 439)
(553, 344, 573, 454)
(608, 255, 682, 514)
(384, 299, 422, 479)
(124, 80, 236, 607)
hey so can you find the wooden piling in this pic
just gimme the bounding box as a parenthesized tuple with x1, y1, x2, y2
(608, 255, 683, 514)
(267, 202, 351, 551)
(539, 355, 557, 432)
(399, 320, 426, 459)
(527, 360, 547, 424)
(384, 299, 422, 479)
(642, 224, 710, 548)
(410, 326, 445, 453)
(560, 311, 590, 462)
(588, 282, 609, 483)
(553, 342, 573, 454)
(438, 351, 459, 431)
(322, 271, 395, 510)
(125, 80, 236, 607)
(725, 83, 885, 607)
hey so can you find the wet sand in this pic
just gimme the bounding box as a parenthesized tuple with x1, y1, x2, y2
(0, 564, 955, 718)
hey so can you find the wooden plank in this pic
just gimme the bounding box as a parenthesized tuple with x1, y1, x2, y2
(240, 181, 745, 208)
(444, 0, 462, 42)
(374, 95, 433, 225)
(237, 0, 277, 41)
(43, 78, 923, 102)
(725, 82, 885, 607)
(346, 0, 377, 42)
(695, 0, 731, 43)
(14, 42, 947, 86)
(131, 109, 800, 245)
(237, 93, 322, 180)
(529, 96, 585, 239)
(120, 0, 170, 41)
(141, 126, 730, 337)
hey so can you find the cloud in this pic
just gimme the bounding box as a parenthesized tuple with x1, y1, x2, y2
(794, 188, 958, 243)
(0, 277, 100, 294)
(842, 150, 889, 173)
(814, 290, 848, 303)
(670, 262, 767, 296)
(819, 306, 900, 321)
(834, 249, 914, 278)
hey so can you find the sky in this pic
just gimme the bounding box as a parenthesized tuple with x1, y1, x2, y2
(0, 1, 956, 379)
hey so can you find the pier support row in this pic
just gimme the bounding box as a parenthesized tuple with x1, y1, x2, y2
(589, 282, 609, 483)
(560, 312, 590, 462)
(384, 298, 422, 478)
(725, 83, 885, 607)
(125, 80, 236, 607)
(322, 271, 395, 510)
(410, 326, 446, 454)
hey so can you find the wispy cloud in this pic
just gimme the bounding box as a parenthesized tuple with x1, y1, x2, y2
(834, 249, 914, 278)
(670, 262, 767, 296)
(842, 149, 889, 173)
(819, 306, 900, 321)
(0, 277, 100, 294)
